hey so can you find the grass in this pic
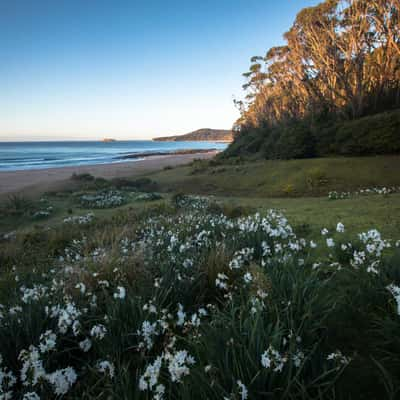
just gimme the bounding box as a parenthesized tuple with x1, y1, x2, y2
(147, 155, 400, 198)
(0, 156, 400, 398)
(215, 194, 400, 238)
(2, 155, 400, 238)
(0, 196, 399, 399)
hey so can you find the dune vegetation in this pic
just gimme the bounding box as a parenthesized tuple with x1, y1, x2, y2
(0, 155, 399, 398)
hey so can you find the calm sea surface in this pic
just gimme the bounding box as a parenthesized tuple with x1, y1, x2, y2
(0, 141, 228, 171)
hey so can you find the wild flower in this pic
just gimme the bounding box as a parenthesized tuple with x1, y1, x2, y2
(32, 209, 52, 219)
(22, 392, 40, 400)
(326, 238, 335, 248)
(49, 302, 82, 334)
(46, 367, 77, 395)
(90, 324, 107, 340)
(243, 272, 253, 284)
(216, 273, 229, 290)
(19, 346, 46, 387)
(336, 222, 345, 233)
(165, 350, 195, 383)
(113, 286, 126, 300)
(182, 258, 193, 269)
(97, 360, 115, 379)
(387, 284, 400, 315)
(39, 330, 57, 353)
(261, 346, 287, 372)
(0, 355, 16, 400)
(154, 384, 165, 400)
(138, 320, 159, 350)
(20, 285, 48, 303)
(327, 350, 350, 365)
(79, 338, 92, 352)
(63, 212, 94, 224)
(139, 356, 163, 391)
(237, 380, 248, 400)
(80, 191, 125, 209)
(292, 350, 305, 367)
(75, 282, 86, 294)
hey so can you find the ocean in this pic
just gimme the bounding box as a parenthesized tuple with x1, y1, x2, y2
(0, 141, 228, 171)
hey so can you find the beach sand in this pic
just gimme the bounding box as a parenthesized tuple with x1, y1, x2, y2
(0, 151, 217, 198)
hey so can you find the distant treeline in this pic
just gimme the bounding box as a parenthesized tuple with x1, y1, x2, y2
(225, 0, 400, 159)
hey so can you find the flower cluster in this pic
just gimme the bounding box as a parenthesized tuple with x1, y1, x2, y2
(80, 190, 125, 208)
(328, 186, 400, 200)
(32, 206, 53, 219)
(63, 212, 94, 224)
(0, 202, 398, 399)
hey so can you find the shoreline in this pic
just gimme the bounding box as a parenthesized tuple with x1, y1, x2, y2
(0, 150, 218, 199)
(118, 148, 217, 159)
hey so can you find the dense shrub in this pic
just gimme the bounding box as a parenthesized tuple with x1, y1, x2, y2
(223, 110, 400, 160)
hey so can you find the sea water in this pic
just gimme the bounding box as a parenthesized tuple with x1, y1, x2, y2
(0, 141, 227, 171)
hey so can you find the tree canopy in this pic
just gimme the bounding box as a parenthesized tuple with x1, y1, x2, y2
(230, 0, 400, 159)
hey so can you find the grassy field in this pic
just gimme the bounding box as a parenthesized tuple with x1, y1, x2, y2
(0, 156, 400, 399)
(2, 189, 400, 239)
(2, 155, 399, 238)
(148, 155, 400, 197)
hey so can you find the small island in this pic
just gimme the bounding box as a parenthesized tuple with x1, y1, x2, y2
(153, 128, 233, 142)
(102, 138, 117, 142)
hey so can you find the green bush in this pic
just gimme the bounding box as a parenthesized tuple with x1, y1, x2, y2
(223, 109, 400, 160)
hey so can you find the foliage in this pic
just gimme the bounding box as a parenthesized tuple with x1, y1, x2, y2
(0, 200, 399, 398)
(228, 0, 400, 160)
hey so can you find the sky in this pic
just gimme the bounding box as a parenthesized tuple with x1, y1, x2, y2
(0, 0, 320, 141)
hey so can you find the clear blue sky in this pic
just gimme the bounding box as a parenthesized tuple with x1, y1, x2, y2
(0, 0, 319, 141)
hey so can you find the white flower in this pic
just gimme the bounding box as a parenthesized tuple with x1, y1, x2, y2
(39, 330, 57, 353)
(327, 350, 350, 365)
(154, 384, 165, 400)
(326, 238, 335, 248)
(46, 367, 77, 395)
(75, 282, 86, 294)
(176, 304, 186, 326)
(165, 350, 195, 383)
(387, 284, 400, 315)
(237, 380, 248, 400)
(0, 355, 16, 399)
(79, 338, 92, 352)
(90, 324, 107, 340)
(23, 393, 40, 400)
(113, 286, 126, 300)
(243, 272, 253, 284)
(292, 350, 304, 367)
(19, 346, 46, 386)
(321, 228, 329, 236)
(261, 351, 271, 368)
(336, 222, 345, 233)
(139, 356, 163, 391)
(215, 273, 228, 290)
(97, 360, 115, 378)
(261, 346, 287, 372)
(138, 320, 159, 350)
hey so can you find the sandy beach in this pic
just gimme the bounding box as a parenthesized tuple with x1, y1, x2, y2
(0, 151, 217, 198)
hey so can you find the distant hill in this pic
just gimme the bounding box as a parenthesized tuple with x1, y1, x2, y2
(153, 128, 233, 142)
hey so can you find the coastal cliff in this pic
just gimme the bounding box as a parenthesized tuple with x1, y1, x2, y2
(153, 128, 233, 142)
